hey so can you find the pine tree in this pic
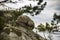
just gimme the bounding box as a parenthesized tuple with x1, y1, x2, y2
(51, 13, 60, 25)
(0, 0, 47, 33)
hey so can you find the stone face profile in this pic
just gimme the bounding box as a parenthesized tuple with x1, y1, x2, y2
(16, 15, 34, 30)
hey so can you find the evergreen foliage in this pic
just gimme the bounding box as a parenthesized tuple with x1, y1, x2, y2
(0, 0, 47, 33)
(51, 13, 60, 25)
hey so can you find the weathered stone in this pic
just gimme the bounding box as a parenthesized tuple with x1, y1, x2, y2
(0, 32, 10, 40)
(0, 15, 45, 40)
(16, 15, 34, 30)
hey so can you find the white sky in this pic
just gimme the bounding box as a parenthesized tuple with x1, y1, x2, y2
(28, 0, 60, 26)
(0, 0, 60, 26)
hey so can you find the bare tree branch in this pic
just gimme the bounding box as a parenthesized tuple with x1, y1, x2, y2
(0, 3, 12, 9)
(0, 0, 18, 9)
(0, 0, 17, 3)
(0, 0, 9, 3)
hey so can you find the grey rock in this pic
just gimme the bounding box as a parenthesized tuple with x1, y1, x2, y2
(0, 15, 45, 40)
(16, 15, 34, 30)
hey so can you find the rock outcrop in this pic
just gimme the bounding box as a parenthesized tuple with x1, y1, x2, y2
(16, 15, 34, 30)
(0, 15, 45, 40)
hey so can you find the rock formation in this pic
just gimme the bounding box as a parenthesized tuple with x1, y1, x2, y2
(16, 15, 34, 30)
(0, 15, 45, 40)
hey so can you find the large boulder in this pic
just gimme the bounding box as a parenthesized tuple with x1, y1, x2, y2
(0, 15, 46, 40)
(16, 15, 34, 30)
(0, 26, 45, 40)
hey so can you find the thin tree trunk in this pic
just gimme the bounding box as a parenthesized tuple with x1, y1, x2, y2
(43, 32, 46, 40)
(48, 32, 52, 40)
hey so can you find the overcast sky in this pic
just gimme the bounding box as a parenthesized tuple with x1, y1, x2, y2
(29, 0, 60, 26)
(0, 0, 60, 26)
